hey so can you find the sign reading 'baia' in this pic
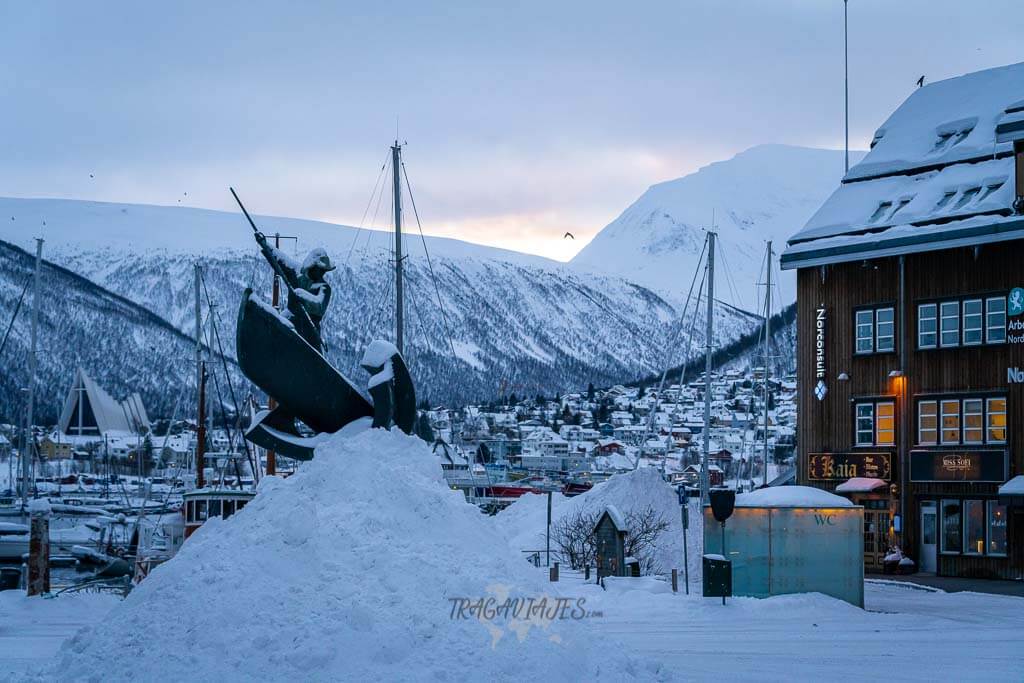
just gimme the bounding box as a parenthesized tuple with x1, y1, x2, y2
(807, 452, 891, 481)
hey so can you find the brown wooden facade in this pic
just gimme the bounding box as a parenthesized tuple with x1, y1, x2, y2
(796, 240, 1024, 579)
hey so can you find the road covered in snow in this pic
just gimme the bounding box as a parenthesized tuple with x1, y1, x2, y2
(580, 577, 1023, 681)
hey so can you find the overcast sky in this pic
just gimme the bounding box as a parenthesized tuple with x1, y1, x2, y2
(1, 1, 1021, 260)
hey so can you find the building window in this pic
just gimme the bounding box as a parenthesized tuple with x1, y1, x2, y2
(988, 501, 1008, 556)
(876, 307, 895, 352)
(941, 400, 960, 444)
(918, 401, 938, 445)
(940, 301, 960, 347)
(962, 299, 983, 345)
(963, 500, 985, 555)
(855, 400, 894, 447)
(918, 304, 937, 349)
(962, 399, 984, 444)
(855, 310, 874, 354)
(856, 403, 874, 445)
(987, 296, 1006, 343)
(876, 402, 895, 446)
(987, 398, 1007, 444)
(941, 499, 962, 553)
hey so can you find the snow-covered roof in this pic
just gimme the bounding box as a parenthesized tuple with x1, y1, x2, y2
(998, 475, 1024, 496)
(783, 62, 1024, 270)
(57, 367, 150, 436)
(735, 485, 854, 508)
(835, 477, 888, 494)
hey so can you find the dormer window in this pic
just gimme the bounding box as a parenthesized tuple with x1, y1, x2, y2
(977, 181, 1005, 203)
(954, 187, 981, 210)
(889, 197, 912, 220)
(935, 191, 957, 211)
(869, 201, 893, 222)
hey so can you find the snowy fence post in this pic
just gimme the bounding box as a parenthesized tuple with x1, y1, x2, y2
(26, 499, 51, 596)
(549, 562, 559, 582)
(584, 565, 590, 581)
(671, 568, 678, 593)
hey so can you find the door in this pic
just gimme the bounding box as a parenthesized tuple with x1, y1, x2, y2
(919, 502, 937, 573)
(863, 509, 889, 571)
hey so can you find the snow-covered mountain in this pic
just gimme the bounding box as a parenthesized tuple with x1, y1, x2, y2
(0, 197, 760, 421)
(571, 145, 867, 306)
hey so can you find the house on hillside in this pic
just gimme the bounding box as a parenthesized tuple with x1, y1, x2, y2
(782, 62, 1024, 579)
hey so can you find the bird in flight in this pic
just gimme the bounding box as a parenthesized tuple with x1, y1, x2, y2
(916, 75, 925, 88)
(563, 232, 575, 240)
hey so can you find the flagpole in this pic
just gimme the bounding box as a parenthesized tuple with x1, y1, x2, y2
(844, 0, 849, 174)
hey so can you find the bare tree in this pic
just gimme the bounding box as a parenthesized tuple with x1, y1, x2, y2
(550, 505, 670, 575)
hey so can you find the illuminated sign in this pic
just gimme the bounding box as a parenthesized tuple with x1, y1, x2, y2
(814, 306, 827, 401)
(807, 452, 891, 481)
(909, 450, 1008, 483)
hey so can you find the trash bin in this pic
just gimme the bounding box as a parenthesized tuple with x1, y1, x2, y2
(0, 567, 20, 591)
(702, 554, 732, 598)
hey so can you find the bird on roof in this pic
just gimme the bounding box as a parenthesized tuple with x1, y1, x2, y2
(916, 75, 925, 88)
(563, 232, 575, 240)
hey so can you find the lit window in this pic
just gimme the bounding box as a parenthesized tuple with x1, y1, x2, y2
(918, 304, 937, 349)
(988, 502, 1008, 556)
(941, 400, 960, 444)
(963, 399, 983, 444)
(987, 398, 1007, 444)
(964, 500, 985, 556)
(876, 402, 895, 446)
(918, 401, 938, 445)
(876, 308, 895, 352)
(962, 299, 982, 345)
(941, 499, 962, 553)
(986, 296, 1006, 344)
(940, 301, 960, 347)
(856, 310, 874, 354)
(856, 403, 875, 446)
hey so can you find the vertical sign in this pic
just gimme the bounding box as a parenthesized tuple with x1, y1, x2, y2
(814, 305, 827, 401)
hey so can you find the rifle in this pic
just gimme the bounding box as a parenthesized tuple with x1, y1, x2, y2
(229, 187, 322, 348)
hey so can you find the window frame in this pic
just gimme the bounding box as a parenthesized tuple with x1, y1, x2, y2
(855, 309, 875, 355)
(987, 501, 1008, 557)
(940, 300, 960, 347)
(875, 307, 895, 353)
(875, 401, 895, 446)
(986, 397, 1007, 444)
(940, 499, 962, 554)
(940, 399, 961, 445)
(962, 299, 983, 346)
(986, 296, 1007, 344)
(855, 402, 875, 447)
(963, 499, 985, 556)
(918, 303, 937, 349)
(918, 400, 938, 446)
(962, 399, 984, 445)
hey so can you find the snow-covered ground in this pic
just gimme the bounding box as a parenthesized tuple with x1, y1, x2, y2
(5, 429, 1021, 681)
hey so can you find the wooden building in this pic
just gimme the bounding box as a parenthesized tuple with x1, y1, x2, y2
(782, 63, 1024, 579)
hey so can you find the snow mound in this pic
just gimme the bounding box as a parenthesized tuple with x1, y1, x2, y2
(735, 485, 854, 508)
(45, 428, 638, 681)
(499, 467, 701, 580)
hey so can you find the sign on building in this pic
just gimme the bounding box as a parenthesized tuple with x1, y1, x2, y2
(807, 452, 892, 481)
(909, 450, 1008, 483)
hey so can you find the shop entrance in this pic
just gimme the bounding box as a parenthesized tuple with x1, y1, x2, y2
(862, 500, 891, 571)
(919, 501, 937, 573)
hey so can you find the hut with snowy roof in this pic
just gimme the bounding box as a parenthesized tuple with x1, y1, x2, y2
(593, 505, 627, 580)
(783, 62, 1024, 581)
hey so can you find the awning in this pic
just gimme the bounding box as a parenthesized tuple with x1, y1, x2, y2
(998, 476, 1024, 506)
(835, 477, 888, 494)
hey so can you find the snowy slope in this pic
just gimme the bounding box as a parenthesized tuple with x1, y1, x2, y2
(0, 197, 760, 419)
(571, 145, 867, 306)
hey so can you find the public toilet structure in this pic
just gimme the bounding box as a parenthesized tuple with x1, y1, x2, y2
(703, 486, 864, 607)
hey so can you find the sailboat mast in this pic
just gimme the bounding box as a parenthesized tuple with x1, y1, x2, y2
(194, 263, 205, 489)
(392, 142, 404, 355)
(763, 241, 772, 488)
(21, 238, 43, 504)
(701, 231, 715, 506)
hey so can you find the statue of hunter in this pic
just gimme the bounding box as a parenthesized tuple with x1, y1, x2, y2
(254, 231, 335, 354)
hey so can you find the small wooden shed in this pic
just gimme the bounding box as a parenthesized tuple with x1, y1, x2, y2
(593, 504, 627, 580)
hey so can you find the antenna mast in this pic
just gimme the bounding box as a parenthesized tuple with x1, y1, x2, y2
(763, 241, 772, 488)
(392, 141, 405, 354)
(844, 0, 850, 174)
(701, 231, 715, 506)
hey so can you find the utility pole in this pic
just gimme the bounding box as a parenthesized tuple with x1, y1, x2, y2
(21, 238, 43, 506)
(701, 232, 716, 506)
(763, 241, 772, 488)
(392, 142, 405, 355)
(844, 0, 850, 174)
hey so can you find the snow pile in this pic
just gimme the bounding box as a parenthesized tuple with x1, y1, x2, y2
(498, 467, 701, 581)
(44, 426, 639, 681)
(735, 485, 854, 508)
